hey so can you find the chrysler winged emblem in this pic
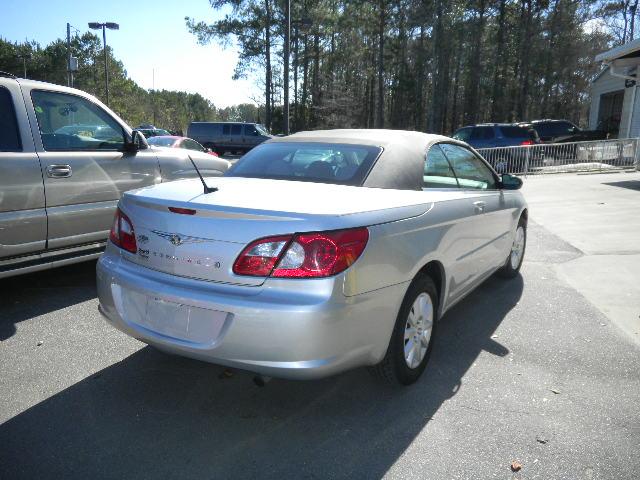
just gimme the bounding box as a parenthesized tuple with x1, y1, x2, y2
(152, 230, 210, 246)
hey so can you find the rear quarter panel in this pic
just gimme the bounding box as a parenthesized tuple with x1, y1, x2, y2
(343, 198, 464, 301)
(343, 191, 528, 313)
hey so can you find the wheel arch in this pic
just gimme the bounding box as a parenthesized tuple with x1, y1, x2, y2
(416, 260, 446, 319)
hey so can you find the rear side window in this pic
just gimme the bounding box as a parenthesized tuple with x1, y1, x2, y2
(226, 142, 381, 186)
(500, 126, 529, 138)
(440, 144, 497, 190)
(423, 145, 459, 188)
(231, 124, 242, 135)
(471, 127, 495, 140)
(0, 87, 22, 152)
(222, 124, 231, 135)
(31, 90, 125, 151)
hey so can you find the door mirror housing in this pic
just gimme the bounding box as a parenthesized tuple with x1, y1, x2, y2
(500, 173, 523, 190)
(124, 130, 148, 152)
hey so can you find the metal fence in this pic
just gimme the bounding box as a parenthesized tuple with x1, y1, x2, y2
(477, 138, 640, 176)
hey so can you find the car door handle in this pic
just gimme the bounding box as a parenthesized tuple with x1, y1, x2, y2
(46, 164, 73, 178)
(473, 201, 486, 213)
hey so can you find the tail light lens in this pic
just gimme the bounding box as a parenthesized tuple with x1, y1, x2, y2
(233, 227, 369, 278)
(520, 139, 534, 146)
(109, 208, 137, 254)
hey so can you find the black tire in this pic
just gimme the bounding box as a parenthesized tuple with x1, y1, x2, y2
(369, 275, 439, 385)
(497, 217, 527, 278)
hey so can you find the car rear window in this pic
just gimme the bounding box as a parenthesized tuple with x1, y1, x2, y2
(499, 126, 530, 138)
(225, 142, 382, 186)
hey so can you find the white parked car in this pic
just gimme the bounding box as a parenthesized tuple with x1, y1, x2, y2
(97, 129, 527, 385)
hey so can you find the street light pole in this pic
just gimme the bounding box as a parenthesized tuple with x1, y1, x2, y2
(88, 22, 119, 106)
(102, 25, 109, 105)
(67, 23, 71, 87)
(16, 53, 31, 78)
(283, 0, 291, 135)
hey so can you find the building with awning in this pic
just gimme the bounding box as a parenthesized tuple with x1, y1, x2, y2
(591, 39, 640, 138)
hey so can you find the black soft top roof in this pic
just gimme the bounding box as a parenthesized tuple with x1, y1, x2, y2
(267, 129, 467, 190)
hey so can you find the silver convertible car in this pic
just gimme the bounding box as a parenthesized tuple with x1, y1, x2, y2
(97, 129, 527, 385)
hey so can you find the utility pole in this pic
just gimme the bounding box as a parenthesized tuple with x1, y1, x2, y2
(283, 0, 291, 135)
(66, 23, 71, 87)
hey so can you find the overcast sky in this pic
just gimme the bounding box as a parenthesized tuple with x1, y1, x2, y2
(0, 0, 262, 108)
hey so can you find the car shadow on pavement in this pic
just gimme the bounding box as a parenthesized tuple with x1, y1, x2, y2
(0, 262, 98, 341)
(603, 179, 640, 191)
(0, 273, 522, 479)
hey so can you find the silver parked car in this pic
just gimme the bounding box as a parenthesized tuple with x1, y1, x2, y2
(0, 73, 230, 278)
(97, 129, 528, 385)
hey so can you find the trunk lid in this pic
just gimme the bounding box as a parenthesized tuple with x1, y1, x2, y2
(120, 177, 437, 286)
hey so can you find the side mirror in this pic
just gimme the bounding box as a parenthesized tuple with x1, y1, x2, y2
(500, 173, 523, 190)
(124, 130, 148, 152)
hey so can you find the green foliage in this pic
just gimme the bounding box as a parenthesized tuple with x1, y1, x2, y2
(189, 0, 620, 133)
(0, 34, 226, 133)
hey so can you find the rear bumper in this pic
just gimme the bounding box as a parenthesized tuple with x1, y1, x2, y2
(96, 248, 407, 380)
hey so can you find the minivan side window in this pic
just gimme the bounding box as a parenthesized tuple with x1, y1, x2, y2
(440, 144, 497, 190)
(423, 144, 459, 189)
(222, 124, 231, 135)
(231, 124, 242, 135)
(0, 87, 22, 152)
(31, 90, 125, 151)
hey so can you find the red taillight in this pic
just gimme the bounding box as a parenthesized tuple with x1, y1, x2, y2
(232, 235, 292, 276)
(232, 228, 369, 278)
(520, 139, 534, 146)
(168, 207, 197, 215)
(109, 208, 137, 254)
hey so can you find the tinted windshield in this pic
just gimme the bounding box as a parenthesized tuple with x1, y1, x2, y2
(147, 136, 177, 147)
(226, 142, 382, 185)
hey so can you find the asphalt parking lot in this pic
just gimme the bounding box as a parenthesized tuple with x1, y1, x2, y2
(1, 172, 639, 479)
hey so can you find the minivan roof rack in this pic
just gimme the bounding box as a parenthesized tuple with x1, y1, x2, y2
(0, 71, 17, 79)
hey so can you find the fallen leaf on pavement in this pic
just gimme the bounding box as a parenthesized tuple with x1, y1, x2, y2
(511, 461, 523, 472)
